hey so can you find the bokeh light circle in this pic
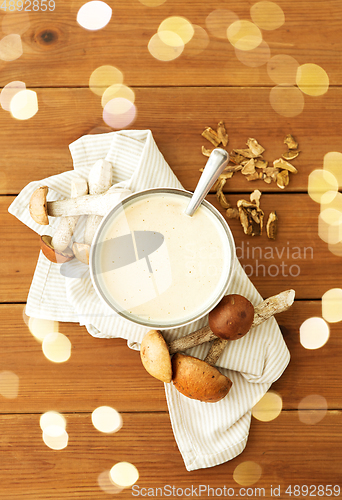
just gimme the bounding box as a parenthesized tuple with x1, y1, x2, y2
(77, 1, 112, 31)
(267, 54, 300, 85)
(98, 470, 124, 494)
(298, 395, 328, 425)
(10, 89, 38, 120)
(252, 391, 282, 422)
(323, 151, 342, 187)
(158, 16, 194, 45)
(2, 12, 31, 35)
(269, 85, 304, 117)
(148, 32, 184, 61)
(110, 462, 139, 488)
(235, 40, 270, 67)
(322, 288, 342, 323)
(89, 65, 124, 96)
(227, 20, 263, 51)
(308, 169, 338, 203)
(101, 84, 135, 108)
(205, 10, 239, 39)
(42, 332, 72, 363)
(183, 25, 210, 57)
(0, 81, 26, 112)
(233, 461, 262, 486)
(296, 63, 329, 97)
(250, 1, 285, 31)
(91, 406, 123, 433)
(299, 317, 330, 350)
(40, 411, 66, 433)
(28, 317, 59, 342)
(43, 429, 69, 450)
(103, 97, 137, 129)
(0, 34, 23, 62)
(318, 209, 342, 245)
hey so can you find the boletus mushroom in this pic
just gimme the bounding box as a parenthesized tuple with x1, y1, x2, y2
(40, 235, 75, 264)
(171, 352, 232, 403)
(140, 330, 172, 383)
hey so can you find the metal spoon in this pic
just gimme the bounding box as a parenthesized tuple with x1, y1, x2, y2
(184, 148, 230, 216)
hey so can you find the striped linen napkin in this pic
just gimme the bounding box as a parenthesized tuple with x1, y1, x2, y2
(8, 130, 290, 471)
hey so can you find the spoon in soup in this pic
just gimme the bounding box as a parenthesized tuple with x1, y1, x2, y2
(184, 148, 230, 216)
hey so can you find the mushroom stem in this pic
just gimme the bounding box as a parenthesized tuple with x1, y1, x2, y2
(204, 289, 295, 366)
(169, 289, 295, 355)
(47, 191, 122, 217)
(84, 159, 112, 245)
(51, 178, 88, 252)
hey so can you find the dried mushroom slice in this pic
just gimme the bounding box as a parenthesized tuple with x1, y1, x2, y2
(237, 199, 264, 236)
(282, 150, 300, 161)
(255, 158, 268, 170)
(264, 177, 272, 184)
(265, 166, 279, 181)
(233, 148, 258, 159)
(226, 207, 239, 219)
(250, 189, 262, 208)
(215, 177, 230, 209)
(217, 121, 229, 147)
(273, 158, 298, 174)
(246, 172, 260, 181)
(276, 169, 289, 189)
(247, 138, 265, 157)
(202, 127, 221, 147)
(284, 134, 298, 150)
(202, 146, 213, 157)
(266, 211, 278, 240)
(229, 151, 246, 165)
(241, 158, 255, 175)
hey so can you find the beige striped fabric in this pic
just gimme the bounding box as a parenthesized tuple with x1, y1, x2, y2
(8, 130, 290, 471)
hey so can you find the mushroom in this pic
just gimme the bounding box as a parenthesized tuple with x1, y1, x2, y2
(71, 159, 113, 265)
(140, 290, 295, 402)
(84, 159, 112, 246)
(28, 186, 125, 221)
(171, 352, 232, 403)
(140, 330, 172, 383)
(40, 178, 89, 263)
(171, 289, 295, 403)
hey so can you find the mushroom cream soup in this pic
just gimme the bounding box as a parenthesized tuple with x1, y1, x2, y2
(93, 191, 233, 327)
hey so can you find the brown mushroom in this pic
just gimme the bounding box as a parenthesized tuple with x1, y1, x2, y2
(140, 330, 172, 383)
(171, 352, 232, 403)
(208, 294, 254, 341)
(29, 186, 49, 225)
(40, 235, 74, 264)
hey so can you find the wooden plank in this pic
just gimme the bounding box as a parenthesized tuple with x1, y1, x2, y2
(1, 87, 342, 194)
(2, 194, 342, 301)
(0, 411, 340, 499)
(0, 0, 341, 87)
(0, 302, 341, 413)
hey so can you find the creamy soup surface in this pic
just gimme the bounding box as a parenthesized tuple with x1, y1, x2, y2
(95, 192, 232, 325)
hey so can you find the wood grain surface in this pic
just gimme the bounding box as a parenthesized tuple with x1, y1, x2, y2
(1, 0, 341, 498)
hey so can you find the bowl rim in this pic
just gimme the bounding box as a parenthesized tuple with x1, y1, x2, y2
(89, 187, 236, 329)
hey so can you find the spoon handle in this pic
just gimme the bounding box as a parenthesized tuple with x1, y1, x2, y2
(184, 148, 230, 216)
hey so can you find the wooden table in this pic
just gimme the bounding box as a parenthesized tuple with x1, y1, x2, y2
(1, 1, 342, 498)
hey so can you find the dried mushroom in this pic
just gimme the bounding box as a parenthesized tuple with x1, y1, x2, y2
(202, 127, 221, 147)
(273, 158, 298, 174)
(266, 211, 278, 240)
(217, 121, 229, 147)
(202, 146, 213, 157)
(241, 158, 256, 175)
(284, 134, 298, 150)
(282, 150, 300, 161)
(276, 169, 289, 189)
(247, 138, 265, 157)
(226, 207, 239, 219)
(237, 199, 264, 236)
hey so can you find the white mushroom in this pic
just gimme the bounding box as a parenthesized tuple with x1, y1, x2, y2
(51, 178, 89, 252)
(84, 159, 112, 246)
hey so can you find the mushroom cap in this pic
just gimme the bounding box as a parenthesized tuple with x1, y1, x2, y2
(171, 352, 232, 403)
(29, 186, 49, 225)
(140, 330, 172, 383)
(72, 242, 90, 265)
(40, 235, 74, 264)
(208, 294, 254, 341)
